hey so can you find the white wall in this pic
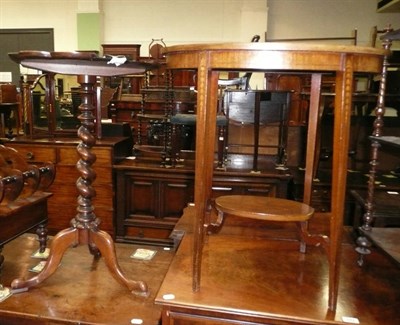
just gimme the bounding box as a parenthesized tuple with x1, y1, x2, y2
(0, 0, 79, 51)
(101, 0, 267, 54)
(267, 0, 400, 47)
(0, 0, 268, 54)
(1, 0, 399, 52)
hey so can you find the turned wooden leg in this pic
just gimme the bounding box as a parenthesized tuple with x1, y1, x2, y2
(11, 227, 78, 290)
(89, 229, 149, 297)
(36, 222, 48, 254)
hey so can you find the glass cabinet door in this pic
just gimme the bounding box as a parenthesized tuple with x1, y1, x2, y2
(22, 73, 84, 137)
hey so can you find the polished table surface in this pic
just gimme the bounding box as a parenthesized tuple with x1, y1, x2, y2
(156, 207, 400, 325)
(161, 42, 386, 311)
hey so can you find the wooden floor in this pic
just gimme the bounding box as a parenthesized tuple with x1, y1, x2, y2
(0, 213, 399, 325)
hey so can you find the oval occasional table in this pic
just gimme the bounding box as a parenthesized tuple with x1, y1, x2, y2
(157, 42, 386, 312)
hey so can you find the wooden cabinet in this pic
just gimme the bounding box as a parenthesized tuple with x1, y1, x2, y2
(114, 166, 194, 246)
(102, 44, 142, 94)
(4, 136, 132, 236)
(101, 44, 141, 60)
(113, 159, 291, 246)
(110, 86, 196, 145)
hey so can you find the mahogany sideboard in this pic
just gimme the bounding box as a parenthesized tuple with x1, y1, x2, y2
(113, 158, 291, 247)
(157, 42, 386, 312)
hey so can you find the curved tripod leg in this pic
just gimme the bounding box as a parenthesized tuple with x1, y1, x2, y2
(89, 229, 149, 297)
(11, 227, 78, 290)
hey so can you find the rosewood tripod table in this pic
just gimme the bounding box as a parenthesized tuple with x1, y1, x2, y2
(8, 51, 152, 296)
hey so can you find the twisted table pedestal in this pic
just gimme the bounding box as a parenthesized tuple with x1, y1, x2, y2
(9, 51, 152, 296)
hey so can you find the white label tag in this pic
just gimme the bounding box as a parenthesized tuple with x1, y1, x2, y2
(342, 316, 360, 324)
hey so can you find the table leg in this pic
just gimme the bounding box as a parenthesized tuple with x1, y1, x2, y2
(328, 62, 354, 310)
(192, 58, 219, 292)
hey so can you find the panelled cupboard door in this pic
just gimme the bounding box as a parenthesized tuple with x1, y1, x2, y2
(127, 176, 158, 218)
(114, 169, 194, 245)
(160, 179, 194, 219)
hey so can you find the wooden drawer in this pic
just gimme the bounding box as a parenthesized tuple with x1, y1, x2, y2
(124, 226, 172, 240)
(211, 182, 277, 198)
(6, 144, 57, 163)
(58, 147, 112, 166)
(48, 182, 113, 205)
(118, 225, 174, 246)
(54, 165, 113, 184)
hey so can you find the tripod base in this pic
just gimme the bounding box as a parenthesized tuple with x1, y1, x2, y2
(11, 226, 149, 297)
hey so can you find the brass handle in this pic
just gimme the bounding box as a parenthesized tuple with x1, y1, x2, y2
(167, 184, 187, 188)
(26, 152, 34, 160)
(212, 187, 232, 191)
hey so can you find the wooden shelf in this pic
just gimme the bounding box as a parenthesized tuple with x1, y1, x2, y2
(370, 135, 400, 148)
(360, 228, 400, 265)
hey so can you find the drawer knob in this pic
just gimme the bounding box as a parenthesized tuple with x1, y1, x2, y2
(26, 152, 34, 160)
